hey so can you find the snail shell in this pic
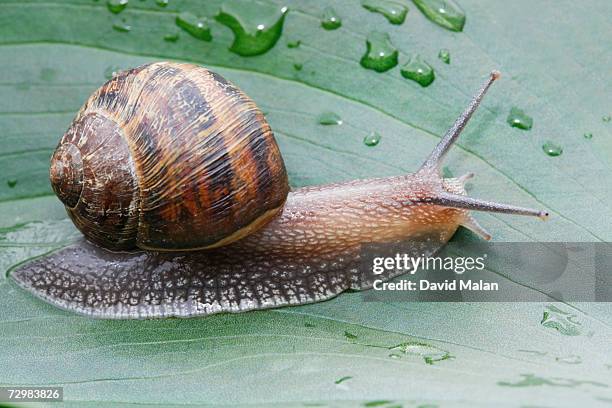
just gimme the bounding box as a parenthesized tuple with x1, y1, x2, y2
(49, 62, 289, 251)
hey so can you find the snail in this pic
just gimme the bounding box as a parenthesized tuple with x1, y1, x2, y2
(11, 62, 547, 319)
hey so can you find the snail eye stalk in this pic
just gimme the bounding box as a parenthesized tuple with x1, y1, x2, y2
(421, 70, 500, 171)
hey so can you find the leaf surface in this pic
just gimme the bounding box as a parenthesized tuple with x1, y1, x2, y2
(1, 0, 611, 405)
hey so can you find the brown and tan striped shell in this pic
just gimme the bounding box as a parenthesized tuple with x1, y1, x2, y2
(49, 62, 289, 251)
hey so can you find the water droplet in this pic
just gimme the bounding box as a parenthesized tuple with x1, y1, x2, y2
(506, 107, 533, 130)
(104, 65, 123, 79)
(540, 305, 580, 335)
(304, 322, 315, 328)
(364, 401, 393, 407)
(287, 39, 301, 48)
(361, 0, 408, 25)
(321, 7, 342, 30)
(412, 0, 465, 32)
(438, 48, 450, 64)
(335, 376, 352, 384)
(293, 62, 303, 71)
(542, 141, 563, 157)
(363, 131, 381, 146)
(215, 3, 288, 56)
(112, 20, 132, 32)
(155, 0, 168, 7)
(390, 341, 452, 364)
(107, 0, 128, 14)
(583, 132, 593, 140)
(498, 373, 606, 388)
(7, 179, 17, 188)
(603, 115, 611, 122)
(318, 112, 343, 126)
(164, 31, 179, 42)
(176, 12, 212, 41)
(360, 31, 398, 73)
(388, 353, 402, 359)
(344, 330, 358, 340)
(400, 55, 435, 87)
(556, 355, 582, 365)
(517, 349, 547, 356)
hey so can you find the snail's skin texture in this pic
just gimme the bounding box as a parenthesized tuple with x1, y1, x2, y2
(50, 62, 289, 251)
(12, 70, 548, 319)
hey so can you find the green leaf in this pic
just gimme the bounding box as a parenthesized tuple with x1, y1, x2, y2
(1, 0, 611, 406)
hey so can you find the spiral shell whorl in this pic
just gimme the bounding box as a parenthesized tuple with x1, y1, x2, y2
(50, 143, 83, 209)
(53, 62, 288, 251)
(53, 109, 141, 249)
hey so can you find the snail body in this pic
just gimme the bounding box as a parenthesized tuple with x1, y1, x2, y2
(12, 64, 547, 318)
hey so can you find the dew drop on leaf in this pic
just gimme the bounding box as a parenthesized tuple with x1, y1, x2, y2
(438, 48, 450, 64)
(390, 341, 452, 364)
(334, 375, 352, 384)
(164, 31, 179, 42)
(344, 330, 358, 340)
(363, 131, 382, 146)
(286, 39, 301, 48)
(542, 141, 563, 157)
(112, 20, 132, 33)
(507, 107, 533, 130)
(7, 179, 17, 188)
(400, 55, 435, 87)
(540, 305, 580, 335)
(360, 31, 398, 72)
(176, 12, 212, 41)
(412, 0, 466, 31)
(363, 401, 394, 407)
(556, 355, 582, 365)
(517, 349, 547, 356)
(319, 112, 343, 125)
(107, 0, 128, 14)
(321, 7, 342, 30)
(498, 373, 605, 388)
(361, 0, 408, 25)
(215, 2, 288, 56)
